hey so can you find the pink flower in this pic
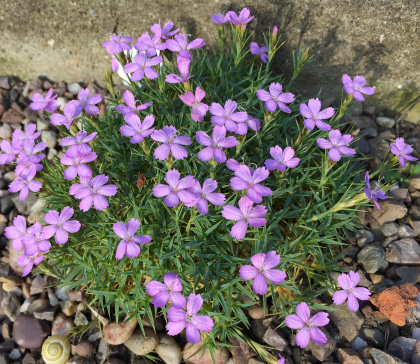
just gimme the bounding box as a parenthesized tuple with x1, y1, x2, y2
(300, 98, 335, 131)
(60, 148, 97, 180)
(22, 222, 52, 256)
(4, 215, 28, 251)
(390, 137, 419, 167)
(196, 126, 238, 163)
(0, 140, 21, 164)
(150, 22, 180, 39)
(43, 206, 81, 245)
(8, 168, 42, 201)
(145, 272, 186, 308)
(69, 176, 92, 197)
(245, 116, 261, 132)
(29, 89, 58, 112)
(115, 90, 153, 121)
(12, 124, 40, 148)
(17, 253, 44, 277)
(165, 55, 194, 84)
(166, 33, 205, 59)
(265, 146, 300, 171)
(277, 355, 285, 364)
(134, 31, 167, 57)
(285, 302, 330, 348)
(113, 219, 151, 259)
(221, 196, 267, 240)
(185, 178, 226, 214)
(239, 251, 286, 295)
(179, 87, 209, 122)
(60, 131, 97, 155)
(316, 130, 356, 161)
(230, 165, 272, 203)
(112, 58, 120, 72)
(364, 171, 386, 210)
(102, 35, 133, 54)
(210, 13, 231, 25)
(68, 88, 102, 116)
(15, 153, 43, 177)
(124, 53, 163, 82)
(166, 293, 214, 344)
(151, 126, 191, 161)
(209, 100, 248, 134)
(50, 102, 77, 130)
(256, 83, 295, 113)
(228, 8, 254, 27)
(342, 74, 375, 102)
(120, 114, 155, 144)
(74, 174, 118, 212)
(152, 169, 196, 207)
(250, 43, 268, 63)
(332, 271, 371, 311)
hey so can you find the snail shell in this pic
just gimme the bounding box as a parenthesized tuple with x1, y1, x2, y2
(42, 335, 71, 364)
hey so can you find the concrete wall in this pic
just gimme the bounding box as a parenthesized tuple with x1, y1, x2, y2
(1, 0, 420, 121)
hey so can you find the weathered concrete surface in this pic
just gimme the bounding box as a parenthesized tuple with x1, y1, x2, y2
(1, 0, 419, 121)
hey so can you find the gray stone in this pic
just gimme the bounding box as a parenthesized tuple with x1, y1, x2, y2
(0, 123, 12, 140)
(398, 224, 416, 238)
(388, 188, 409, 202)
(382, 234, 399, 247)
(33, 308, 56, 321)
(51, 313, 74, 337)
(41, 130, 57, 149)
(348, 102, 364, 117)
(1, 293, 21, 322)
(376, 116, 395, 128)
(387, 337, 416, 362)
(356, 230, 374, 247)
(371, 201, 407, 224)
(0, 194, 15, 215)
(328, 303, 364, 342)
(386, 238, 420, 264)
(368, 136, 390, 158)
(352, 137, 370, 154)
(413, 327, 420, 340)
(30, 275, 46, 295)
(12, 315, 50, 349)
(36, 118, 49, 131)
(381, 222, 399, 237)
(357, 245, 388, 273)
(350, 116, 376, 129)
(123, 328, 159, 356)
(361, 328, 385, 348)
(307, 327, 335, 361)
(12, 193, 37, 215)
(68, 83, 82, 95)
(409, 175, 420, 190)
(27, 298, 49, 315)
(97, 339, 110, 364)
(74, 311, 89, 326)
(262, 326, 288, 350)
(0, 352, 9, 364)
(361, 127, 378, 137)
(155, 334, 182, 364)
(7, 349, 20, 360)
(395, 266, 420, 283)
(369, 347, 407, 364)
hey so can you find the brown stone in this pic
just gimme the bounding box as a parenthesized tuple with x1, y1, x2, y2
(74, 341, 93, 357)
(103, 318, 137, 345)
(183, 341, 230, 364)
(229, 337, 256, 364)
(369, 282, 418, 326)
(337, 348, 364, 364)
(1, 109, 25, 123)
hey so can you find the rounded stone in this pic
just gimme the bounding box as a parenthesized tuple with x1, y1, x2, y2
(13, 315, 50, 348)
(183, 341, 230, 364)
(155, 334, 182, 364)
(103, 318, 137, 345)
(124, 328, 159, 356)
(74, 341, 93, 357)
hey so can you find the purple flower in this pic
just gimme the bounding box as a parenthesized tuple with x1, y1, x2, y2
(50, 102, 77, 130)
(245, 116, 261, 132)
(196, 126, 238, 163)
(120, 114, 155, 144)
(17, 253, 43, 277)
(228, 8, 254, 27)
(316, 130, 356, 161)
(43, 206, 81, 245)
(152, 169, 196, 207)
(74, 174, 118, 212)
(145, 272, 186, 308)
(185, 178, 226, 214)
(5, 215, 28, 251)
(102, 35, 133, 54)
(250, 43, 268, 63)
(226, 158, 242, 172)
(390, 137, 419, 167)
(165, 55, 194, 84)
(124, 53, 163, 82)
(166, 293, 214, 344)
(210, 13, 231, 25)
(29, 89, 58, 112)
(285, 302, 329, 348)
(239, 250, 286, 295)
(134, 32, 167, 57)
(68, 88, 102, 116)
(221, 196, 267, 240)
(265, 146, 300, 171)
(364, 171, 387, 210)
(277, 355, 285, 364)
(179, 87, 209, 122)
(12, 124, 40, 148)
(15, 154, 44, 177)
(299, 98, 335, 131)
(209, 100, 248, 134)
(256, 83, 295, 113)
(0, 140, 20, 164)
(230, 165, 272, 203)
(60, 131, 97, 155)
(342, 74, 375, 102)
(333, 271, 371, 311)
(115, 90, 153, 121)
(113, 218, 151, 259)
(60, 148, 97, 180)
(166, 33, 205, 59)
(69, 176, 92, 197)
(112, 58, 120, 72)
(9, 168, 42, 201)
(151, 21, 180, 39)
(239, 251, 286, 295)
(22, 222, 52, 256)
(151, 126, 191, 161)
(19, 140, 46, 160)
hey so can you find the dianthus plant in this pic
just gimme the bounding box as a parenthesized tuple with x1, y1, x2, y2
(3, 8, 410, 363)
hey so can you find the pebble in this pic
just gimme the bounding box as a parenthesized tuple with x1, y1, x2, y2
(2, 283, 22, 296)
(88, 331, 102, 342)
(19, 297, 35, 313)
(33, 307, 56, 321)
(328, 303, 364, 342)
(22, 353, 35, 364)
(398, 224, 416, 238)
(382, 233, 399, 247)
(60, 300, 77, 316)
(368, 348, 403, 364)
(21, 283, 31, 299)
(409, 175, 420, 190)
(386, 238, 420, 264)
(357, 245, 388, 273)
(56, 97, 67, 110)
(55, 286, 69, 300)
(1, 110, 25, 124)
(30, 275, 46, 295)
(380, 222, 399, 237)
(27, 298, 49, 315)
(337, 348, 364, 364)
(350, 116, 374, 129)
(248, 303, 267, 319)
(413, 327, 420, 340)
(124, 328, 159, 355)
(395, 266, 420, 283)
(183, 341, 230, 364)
(376, 116, 395, 128)
(155, 334, 182, 364)
(51, 313, 74, 337)
(363, 105, 376, 116)
(74, 341, 93, 357)
(369, 273, 384, 284)
(68, 83, 82, 95)
(387, 336, 416, 362)
(0, 76, 10, 89)
(307, 327, 336, 361)
(2, 293, 21, 322)
(97, 339, 110, 364)
(361, 127, 377, 137)
(371, 201, 407, 224)
(356, 230, 374, 247)
(103, 318, 137, 345)
(13, 315, 50, 348)
(107, 358, 125, 364)
(8, 349, 20, 360)
(74, 311, 89, 326)
(361, 328, 385, 347)
(36, 118, 49, 131)
(41, 130, 57, 149)
(229, 337, 256, 364)
(367, 136, 390, 157)
(262, 326, 288, 350)
(3, 172, 15, 183)
(1, 323, 11, 339)
(48, 288, 59, 307)
(351, 336, 368, 350)
(0, 123, 12, 140)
